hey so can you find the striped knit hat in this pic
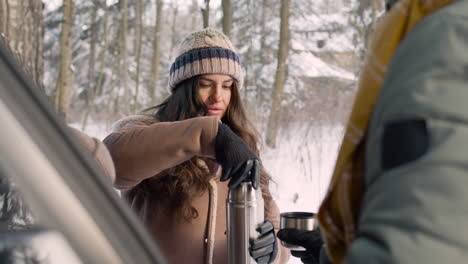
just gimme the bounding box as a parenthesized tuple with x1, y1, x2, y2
(169, 28, 243, 92)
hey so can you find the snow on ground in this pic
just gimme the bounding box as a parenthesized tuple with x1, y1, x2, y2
(263, 124, 343, 214)
(261, 124, 343, 263)
(289, 51, 356, 80)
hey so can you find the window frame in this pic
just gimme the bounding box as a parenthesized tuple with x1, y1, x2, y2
(0, 39, 166, 264)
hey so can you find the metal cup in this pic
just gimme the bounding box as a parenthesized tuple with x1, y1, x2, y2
(279, 212, 316, 251)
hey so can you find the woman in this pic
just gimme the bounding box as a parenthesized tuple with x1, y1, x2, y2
(103, 28, 289, 264)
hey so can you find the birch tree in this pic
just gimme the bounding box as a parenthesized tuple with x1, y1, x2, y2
(119, 0, 129, 114)
(112, 16, 123, 117)
(0, 0, 7, 35)
(6, 0, 18, 51)
(82, 1, 110, 130)
(259, 0, 269, 65)
(149, 0, 163, 104)
(255, 0, 270, 102)
(201, 0, 210, 28)
(0, 0, 44, 89)
(87, 2, 98, 105)
(266, 0, 290, 148)
(54, 0, 75, 120)
(31, 0, 44, 86)
(132, 0, 143, 113)
(190, 0, 199, 31)
(169, 3, 179, 60)
(222, 0, 232, 38)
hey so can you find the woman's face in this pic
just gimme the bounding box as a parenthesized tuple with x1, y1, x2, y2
(197, 74, 233, 118)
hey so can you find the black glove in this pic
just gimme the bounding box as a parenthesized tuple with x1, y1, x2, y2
(277, 229, 323, 264)
(250, 220, 278, 264)
(215, 123, 259, 189)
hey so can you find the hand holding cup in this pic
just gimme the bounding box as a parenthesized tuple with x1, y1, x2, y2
(277, 212, 324, 264)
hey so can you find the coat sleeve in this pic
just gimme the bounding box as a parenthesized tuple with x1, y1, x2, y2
(103, 115, 219, 190)
(344, 5, 468, 264)
(260, 168, 290, 264)
(70, 127, 116, 184)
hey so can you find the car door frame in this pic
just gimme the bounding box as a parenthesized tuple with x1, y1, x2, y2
(0, 38, 166, 264)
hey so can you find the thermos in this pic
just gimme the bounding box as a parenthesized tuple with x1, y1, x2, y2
(227, 181, 264, 264)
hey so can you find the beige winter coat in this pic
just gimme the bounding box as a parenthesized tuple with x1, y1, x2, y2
(103, 115, 289, 264)
(70, 127, 116, 184)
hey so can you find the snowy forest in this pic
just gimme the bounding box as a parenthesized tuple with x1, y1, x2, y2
(0, 0, 384, 224)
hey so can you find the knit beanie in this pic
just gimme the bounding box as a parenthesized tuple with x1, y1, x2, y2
(168, 28, 243, 92)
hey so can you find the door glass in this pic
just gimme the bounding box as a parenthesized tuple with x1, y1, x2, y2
(0, 168, 82, 264)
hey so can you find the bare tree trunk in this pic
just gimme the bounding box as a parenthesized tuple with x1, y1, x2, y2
(243, 0, 256, 98)
(149, 0, 163, 104)
(95, 3, 110, 97)
(222, 0, 232, 37)
(0, 0, 44, 90)
(119, 0, 129, 114)
(87, 2, 98, 104)
(113, 24, 123, 117)
(254, 0, 269, 103)
(201, 0, 210, 28)
(169, 4, 178, 60)
(266, 0, 289, 148)
(24, 1, 34, 69)
(54, 0, 75, 120)
(132, 0, 143, 113)
(259, 0, 268, 65)
(8, 0, 17, 50)
(82, 2, 110, 131)
(0, 0, 6, 35)
(190, 0, 199, 31)
(19, 1, 28, 65)
(32, 0, 43, 87)
(4, 0, 10, 39)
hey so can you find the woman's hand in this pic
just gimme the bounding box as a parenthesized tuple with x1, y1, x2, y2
(277, 229, 324, 264)
(215, 123, 259, 189)
(250, 220, 278, 264)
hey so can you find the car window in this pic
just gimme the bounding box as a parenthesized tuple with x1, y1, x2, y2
(0, 169, 35, 231)
(0, 168, 83, 264)
(0, 32, 166, 264)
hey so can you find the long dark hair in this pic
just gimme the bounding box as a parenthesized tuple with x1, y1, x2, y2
(140, 75, 269, 221)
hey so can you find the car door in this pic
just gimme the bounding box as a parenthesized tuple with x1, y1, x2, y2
(0, 37, 167, 263)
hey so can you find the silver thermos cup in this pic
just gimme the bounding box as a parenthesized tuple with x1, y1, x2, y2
(227, 181, 264, 264)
